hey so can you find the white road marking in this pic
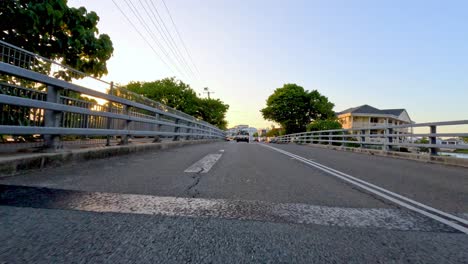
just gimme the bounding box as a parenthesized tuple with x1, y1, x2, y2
(184, 154, 222, 173)
(219, 149, 224, 152)
(259, 143, 468, 234)
(41, 192, 451, 232)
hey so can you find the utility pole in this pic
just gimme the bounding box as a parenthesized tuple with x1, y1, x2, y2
(203, 87, 214, 99)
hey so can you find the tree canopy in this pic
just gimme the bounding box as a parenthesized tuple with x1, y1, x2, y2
(266, 127, 284, 137)
(307, 119, 342, 132)
(125, 78, 199, 116)
(261, 83, 335, 134)
(0, 0, 113, 79)
(124, 78, 229, 130)
(197, 98, 229, 130)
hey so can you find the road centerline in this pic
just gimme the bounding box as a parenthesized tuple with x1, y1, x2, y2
(184, 153, 223, 173)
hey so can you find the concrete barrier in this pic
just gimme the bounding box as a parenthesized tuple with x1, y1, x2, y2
(0, 140, 219, 177)
(301, 143, 468, 168)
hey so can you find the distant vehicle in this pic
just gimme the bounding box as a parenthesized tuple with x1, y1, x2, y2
(235, 130, 249, 142)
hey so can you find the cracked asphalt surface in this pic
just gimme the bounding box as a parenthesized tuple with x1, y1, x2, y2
(1, 141, 467, 263)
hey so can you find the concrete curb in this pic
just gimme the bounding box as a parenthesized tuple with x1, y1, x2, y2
(0, 140, 219, 177)
(296, 143, 468, 168)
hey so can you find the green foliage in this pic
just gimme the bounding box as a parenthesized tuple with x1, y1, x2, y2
(124, 78, 229, 129)
(266, 128, 283, 137)
(461, 137, 468, 143)
(253, 132, 259, 137)
(307, 119, 342, 132)
(415, 137, 430, 153)
(261, 83, 335, 134)
(125, 78, 199, 116)
(344, 137, 361, 148)
(0, 0, 113, 80)
(196, 98, 229, 130)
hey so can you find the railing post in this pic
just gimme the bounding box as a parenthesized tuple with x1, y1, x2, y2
(328, 132, 332, 145)
(106, 82, 114, 146)
(120, 105, 130, 145)
(153, 112, 162, 142)
(429, 125, 438, 155)
(44, 85, 62, 150)
(173, 118, 180, 141)
(195, 124, 200, 139)
(186, 121, 192, 140)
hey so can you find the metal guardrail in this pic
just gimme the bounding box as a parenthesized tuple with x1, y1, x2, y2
(0, 41, 225, 150)
(275, 121, 468, 155)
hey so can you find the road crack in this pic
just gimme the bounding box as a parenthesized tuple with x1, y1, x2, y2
(185, 168, 204, 198)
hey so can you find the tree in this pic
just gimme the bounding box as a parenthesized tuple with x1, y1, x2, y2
(307, 119, 342, 132)
(0, 0, 113, 80)
(266, 127, 283, 137)
(461, 137, 468, 143)
(125, 78, 199, 116)
(253, 132, 258, 137)
(261, 83, 335, 134)
(0, 0, 113, 141)
(124, 78, 229, 129)
(196, 98, 229, 130)
(308, 90, 335, 120)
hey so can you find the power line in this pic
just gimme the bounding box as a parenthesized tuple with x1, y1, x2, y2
(161, 0, 202, 78)
(117, 0, 189, 80)
(110, 0, 175, 75)
(146, 0, 199, 80)
(123, 0, 189, 80)
(139, 0, 196, 80)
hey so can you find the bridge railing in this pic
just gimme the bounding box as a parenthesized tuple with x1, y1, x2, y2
(275, 121, 468, 155)
(0, 40, 225, 150)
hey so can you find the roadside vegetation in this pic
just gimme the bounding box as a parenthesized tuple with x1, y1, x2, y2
(261, 83, 341, 134)
(1, 0, 114, 143)
(124, 78, 229, 130)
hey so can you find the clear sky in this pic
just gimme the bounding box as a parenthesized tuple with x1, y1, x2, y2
(69, 0, 468, 132)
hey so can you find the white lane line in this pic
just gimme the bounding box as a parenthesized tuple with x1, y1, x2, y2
(265, 145, 468, 226)
(259, 144, 468, 234)
(39, 192, 451, 232)
(184, 154, 222, 173)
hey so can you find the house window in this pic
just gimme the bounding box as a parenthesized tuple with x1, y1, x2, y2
(370, 117, 379, 123)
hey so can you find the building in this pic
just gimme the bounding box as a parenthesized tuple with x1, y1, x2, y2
(337, 105, 412, 129)
(438, 138, 465, 146)
(226, 125, 256, 138)
(336, 105, 413, 143)
(258, 128, 268, 137)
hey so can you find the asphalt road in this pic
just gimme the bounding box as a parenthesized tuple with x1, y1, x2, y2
(1, 141, 467, 263)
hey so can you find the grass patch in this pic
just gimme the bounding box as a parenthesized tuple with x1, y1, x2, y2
(454, 149, 468, 154)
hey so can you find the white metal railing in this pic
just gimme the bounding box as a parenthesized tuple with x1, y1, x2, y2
(0, 41, 225, 150)
(275, 121, 468, 155)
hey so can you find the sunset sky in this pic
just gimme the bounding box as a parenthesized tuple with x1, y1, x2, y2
(69, 0, 468, 132)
